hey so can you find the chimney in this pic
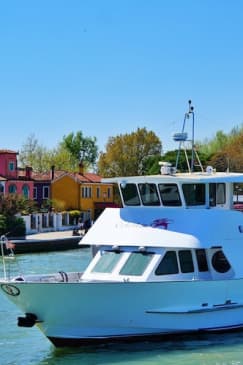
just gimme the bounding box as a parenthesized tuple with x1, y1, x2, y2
(25, 166, 32, 179)
(79, 160, 84, 175)
(51, 165, 55, 180)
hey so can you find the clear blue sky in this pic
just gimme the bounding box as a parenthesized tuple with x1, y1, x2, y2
(1, 0, 243, 155)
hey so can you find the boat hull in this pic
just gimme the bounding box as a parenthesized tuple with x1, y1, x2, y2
(2, 279, 243, 346)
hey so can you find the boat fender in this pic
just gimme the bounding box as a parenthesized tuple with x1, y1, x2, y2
(18, 313, 38, 327)
(59, 271, 68, 282)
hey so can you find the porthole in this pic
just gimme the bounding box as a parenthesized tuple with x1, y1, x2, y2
(212, 250, 231, 273)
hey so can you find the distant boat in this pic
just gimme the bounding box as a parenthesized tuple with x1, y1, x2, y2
(2, 232, 84, 255)
(12, 236, 83, 254)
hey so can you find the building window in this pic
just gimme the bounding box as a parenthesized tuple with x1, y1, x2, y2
(43, 186, 49, 199)
(82, 186, 92, 198)
(107, 187, 111, 199)
(8, 161, 15, 171)
(8, 184, 17, 194)
(22, 185, 29, 199)
(0, 184, 4, 193)
(96, 187, 100, 199)
(33, 187, 37, 199)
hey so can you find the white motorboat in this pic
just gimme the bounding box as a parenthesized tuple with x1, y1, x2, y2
(1, 103, 243, 347)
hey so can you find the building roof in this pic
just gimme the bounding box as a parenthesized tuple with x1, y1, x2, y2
(32, 170, 66, 182)
(32, 170, 102, 184)
(49, 171, 102, 184)
(0, 149, 18, 155)
(74, 172, 101, 183)
(0, 175, 7, 181)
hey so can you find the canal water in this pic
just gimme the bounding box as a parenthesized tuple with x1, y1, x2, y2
(1, 248, 243, 365)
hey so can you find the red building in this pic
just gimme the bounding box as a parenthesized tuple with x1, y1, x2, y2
(0, 150, 34, 199)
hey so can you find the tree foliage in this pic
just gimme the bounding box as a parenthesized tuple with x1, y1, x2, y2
(97, 127, 162, 177)
(16, 123, 243, 175)
(208, 132, 243, 172)
(60, 131, 98, 171)
(0, 195, 27, 237)
(19, 134, 50, 172)
(197, 124, 243, 172)
(0, 214, 26, 237)
(0, 194, 37, 216)
(19, 131, 99, 172)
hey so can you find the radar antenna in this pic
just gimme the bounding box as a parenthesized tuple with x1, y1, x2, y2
(173, 100, 203, 173)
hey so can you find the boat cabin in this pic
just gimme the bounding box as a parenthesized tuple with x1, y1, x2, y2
(103, 170, 243, 211)
(82, 244, 234, 283)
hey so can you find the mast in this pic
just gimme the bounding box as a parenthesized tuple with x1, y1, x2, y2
(173, 100, 203, 173)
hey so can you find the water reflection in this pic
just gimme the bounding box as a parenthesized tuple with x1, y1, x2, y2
(36, 332, 243, 365)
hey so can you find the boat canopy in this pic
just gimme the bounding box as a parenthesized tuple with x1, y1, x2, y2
(81, 208, 207, 248)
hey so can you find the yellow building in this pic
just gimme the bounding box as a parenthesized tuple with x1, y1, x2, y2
(51, 165, 116, 221)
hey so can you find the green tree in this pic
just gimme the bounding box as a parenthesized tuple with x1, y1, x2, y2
(198, 130, 229, 161)
(208, 133, 243, 172)
(0, 196, 27, 237)
(97, 127, 162, 177)
(19, 131, 99, 173)
(60, 131, 98, 171)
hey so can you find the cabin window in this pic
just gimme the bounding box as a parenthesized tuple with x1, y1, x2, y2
(138, 183, 160, 206)
(212, 250, 231, 273)
(158, 183, 182, 206)
(209, 183, 226, 206)
(120, 183, 140, 206)
(182, 184, 205, 206)
(155, 251, 179, 275)
(234, 183, 243, 203)
(196, 249, 209, 272)
(119, 252, 154, 276)
(91, 251, 122, 273)
(178, 250, 194, 273)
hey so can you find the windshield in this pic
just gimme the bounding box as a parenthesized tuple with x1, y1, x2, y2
(120, 252, 154, 276)
(91, 251, 123, 273)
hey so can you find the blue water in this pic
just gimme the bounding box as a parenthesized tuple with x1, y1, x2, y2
(1, 249, 243, 365)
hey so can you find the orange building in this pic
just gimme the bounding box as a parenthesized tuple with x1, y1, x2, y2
(51, 163, 116, 221)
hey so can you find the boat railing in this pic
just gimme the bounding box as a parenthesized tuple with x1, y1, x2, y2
(11, 271, 83, 283)
(0, 235, 16, 281)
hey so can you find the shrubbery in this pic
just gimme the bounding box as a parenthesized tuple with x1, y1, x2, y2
(69, 210, 81, 225)
(0, 214, 26, 238)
